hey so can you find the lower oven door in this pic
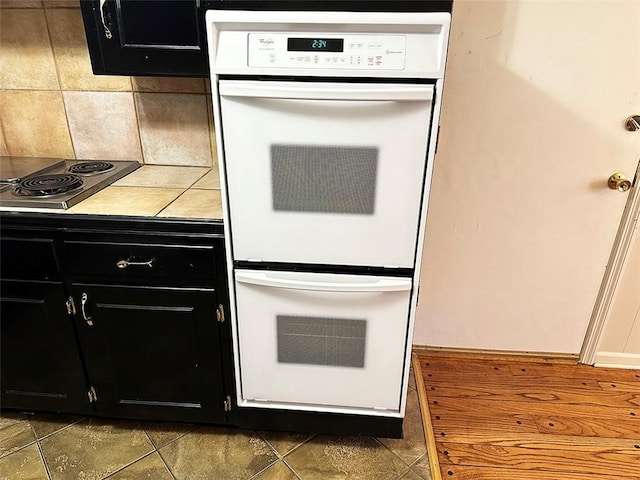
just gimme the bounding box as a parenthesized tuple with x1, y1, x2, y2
(219, 80, 434, 268)
(234, 269, 412, 414)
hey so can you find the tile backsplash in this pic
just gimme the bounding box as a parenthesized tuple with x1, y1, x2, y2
(0, 1, 216, 167)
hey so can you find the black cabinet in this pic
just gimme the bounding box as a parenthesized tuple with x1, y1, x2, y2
(80, 0, 218, 77)
(0, 280, 91, 414)
(0, 214, 231, 423)
(71, 284, 225, 422)
(79, 0, 454, 78)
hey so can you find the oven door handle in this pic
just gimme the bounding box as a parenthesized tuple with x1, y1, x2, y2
(219, 80, 433, 102)
(235, 271, 411, 292)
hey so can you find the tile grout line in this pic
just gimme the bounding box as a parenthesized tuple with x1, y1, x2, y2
(282, 457, 304, 480)
(0, 437, 40, 461)
(246, 457, 280, 480)
(255, 431, 283, 459)
(33, 416, 88, 443)
(154, 445, 178, 480)
(101, 450, 158, 480)
(130, 90, 146, 164)
(149, 424, 200, 452)
(35, 440, 54, 480)
(99, 424, 159, 480)
(154, 188, 189, 216)
(280, 434, 317, 458)
(138, 427, 176, 480)
(41, 4, 77, 160)
(372, 436, 417, 471)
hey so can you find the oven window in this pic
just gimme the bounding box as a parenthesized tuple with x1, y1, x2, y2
(277, 315, 367, 368)
(271, 144, 378, 214)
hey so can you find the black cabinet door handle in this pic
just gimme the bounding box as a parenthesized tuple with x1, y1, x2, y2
(100, 0, 113, 39)
(81, 293, 94, 326)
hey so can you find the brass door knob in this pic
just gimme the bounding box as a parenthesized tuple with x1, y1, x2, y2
(608, 172, 632, 192)
(625, 115, 640, 131)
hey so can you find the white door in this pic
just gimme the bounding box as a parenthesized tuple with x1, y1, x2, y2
(219, 80, 434, 268)
(415, 0, 640, 353)
(234, 269, 411, 413)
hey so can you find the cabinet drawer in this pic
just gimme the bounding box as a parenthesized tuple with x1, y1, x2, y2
(64, 241, 216, 284)
(1, 238, 59, 280)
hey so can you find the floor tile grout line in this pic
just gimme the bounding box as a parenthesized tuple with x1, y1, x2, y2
(97, 423, 158, 480)
(279, 434, 317, 459)
(246, 457, 281, 480)
(0, 437, 40, 460)
(282, 457, 304, 480)
(101, 450, 158, 480)
(35, 440, 54, 480)
(31, 416, 88, 443)
(255, 431, 283, 459)
(150, 424, 200, 452)
(373, 436, 420, 470)
(154, 445, 178, 480)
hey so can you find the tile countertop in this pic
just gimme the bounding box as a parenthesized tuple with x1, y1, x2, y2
(64, 165, 223, 220)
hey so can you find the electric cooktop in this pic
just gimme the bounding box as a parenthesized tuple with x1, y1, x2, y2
(0, 156, 140, 210)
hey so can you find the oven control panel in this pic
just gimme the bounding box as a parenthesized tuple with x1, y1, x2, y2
(248, 34, 406, 70)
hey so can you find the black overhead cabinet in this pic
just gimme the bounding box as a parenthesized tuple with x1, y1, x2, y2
(80, 0, 453, 77)
(80, 0, 217, 77)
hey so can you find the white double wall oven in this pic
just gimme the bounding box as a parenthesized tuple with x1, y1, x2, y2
(207, 11, 450, 417)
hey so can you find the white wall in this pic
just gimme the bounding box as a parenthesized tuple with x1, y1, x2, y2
(413, 0, 640, 352)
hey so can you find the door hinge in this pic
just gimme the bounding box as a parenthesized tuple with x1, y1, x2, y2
(216, 304, 225, 323)
(88, 387, 98, 403)
(66, 296, 76, 315)
(224, 395, 232, 412)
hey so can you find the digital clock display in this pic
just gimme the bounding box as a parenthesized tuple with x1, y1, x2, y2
(287, 38, 344, 52)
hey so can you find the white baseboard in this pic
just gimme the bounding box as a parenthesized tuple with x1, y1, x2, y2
(593, 351, 640, 369)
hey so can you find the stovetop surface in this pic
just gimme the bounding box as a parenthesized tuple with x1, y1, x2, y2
(0, 157, 141, 210)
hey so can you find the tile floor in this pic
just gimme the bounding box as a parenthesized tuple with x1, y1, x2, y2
(0, 371, 430, 480)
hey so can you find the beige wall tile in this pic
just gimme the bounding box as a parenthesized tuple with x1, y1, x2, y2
(113, 165, 209, 188)
(46, 8, 131, 91)
(191, 169, 220, 189)
(136, 93, 212, 167)
(0, 90, 74, 158)
(0, 1, 42, 8)
(67, 186, 184, 216)
(64, 91, 142, 161)
(43, 0, 79, 7)
(0, 9, 59, 89)
(206, 94, 218, 168)
(0, 124, 8, 156)
(157, 189, 222, 219)
(133, 77, 205, 94)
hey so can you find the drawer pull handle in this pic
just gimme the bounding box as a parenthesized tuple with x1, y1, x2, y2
(117, 257, 155, 269)
(81, 293, 93, 326)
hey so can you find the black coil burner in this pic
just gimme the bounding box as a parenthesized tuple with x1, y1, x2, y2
(14, 174, 84, 197)
(68, 161, 115, 176)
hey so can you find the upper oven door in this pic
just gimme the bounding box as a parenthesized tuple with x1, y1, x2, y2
(219, 80, 434, 268)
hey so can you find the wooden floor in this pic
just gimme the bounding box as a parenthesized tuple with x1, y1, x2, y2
(417, 351, 640, 480)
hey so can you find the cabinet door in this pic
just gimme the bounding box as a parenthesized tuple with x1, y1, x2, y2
(0, 280, 90, 414)
(72, 284, 225, 422)
(80, 0, 210, 76)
